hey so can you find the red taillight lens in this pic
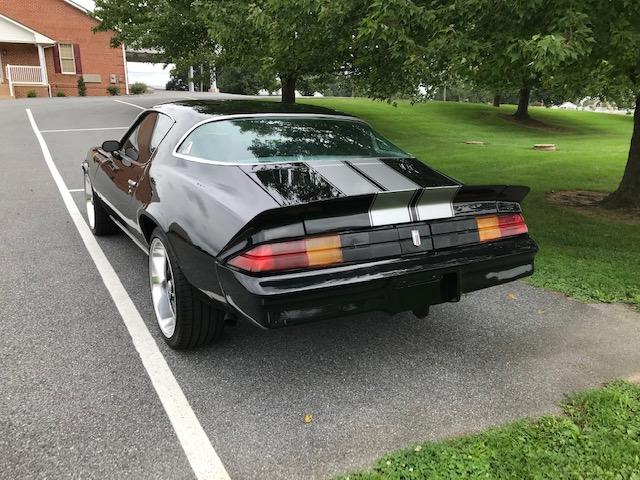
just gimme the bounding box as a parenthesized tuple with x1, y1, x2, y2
(228, 235, 343, 273)
(498, 213, 529, 237)
(476, 213, 528, 242)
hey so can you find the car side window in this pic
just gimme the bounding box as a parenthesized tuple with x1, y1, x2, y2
(121, 124, 140, 161)
(150, 113, 174, 153)
(121, 112, 158, 164)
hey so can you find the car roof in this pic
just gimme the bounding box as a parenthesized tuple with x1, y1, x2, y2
(153, 99, 354, 122)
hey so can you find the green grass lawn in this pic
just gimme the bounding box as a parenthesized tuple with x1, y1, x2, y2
(336, 381, 640, 480)
(305, 99, 640, 308)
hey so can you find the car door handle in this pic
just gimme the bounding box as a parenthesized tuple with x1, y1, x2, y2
(104, 157, 119, 171)
(127, 179, 138, 193)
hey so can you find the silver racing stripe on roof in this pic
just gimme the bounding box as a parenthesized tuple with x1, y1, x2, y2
(304, 161, 381, 196)
(414, 186, 461, 221)
(347, 158, 421, 191)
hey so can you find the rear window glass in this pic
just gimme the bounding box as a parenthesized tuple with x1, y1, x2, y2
(176, 117, 408, 163)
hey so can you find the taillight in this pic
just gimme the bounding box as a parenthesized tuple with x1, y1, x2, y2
(476, 213, 528, 242)
(228, 235, 343, 273)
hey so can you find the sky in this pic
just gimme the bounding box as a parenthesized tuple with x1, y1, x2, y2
(74, 0, 95, 10)
(74, 0, 95, 9)
(72, 0, 174, 88)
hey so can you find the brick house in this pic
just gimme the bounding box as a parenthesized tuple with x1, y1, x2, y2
(0, 0, 128, 98)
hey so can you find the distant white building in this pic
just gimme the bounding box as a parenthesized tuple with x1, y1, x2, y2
(559, 101, 578, 110)
(127, 62, 174, 89)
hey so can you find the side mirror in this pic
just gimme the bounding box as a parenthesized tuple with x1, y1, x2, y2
(101, 140, 120, 153)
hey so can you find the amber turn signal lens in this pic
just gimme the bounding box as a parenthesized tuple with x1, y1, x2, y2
(476, 214, 528, 242)
(476, 215, 501, 242)
(305, 235, 342, 267)
(228, 235, 343, 273)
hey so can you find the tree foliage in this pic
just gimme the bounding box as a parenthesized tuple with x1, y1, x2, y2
(92, 0, 458, 103)
(441, 0, 594, 119)
(196, 0, 359, 102)
(93, 0, 215, 67)
(578, 1, 640, 103)
(350, 1, 452, 101)
(217, 61, 280, 95)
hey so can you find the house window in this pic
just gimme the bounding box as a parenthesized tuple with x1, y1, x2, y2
(59, 44, 76, 74)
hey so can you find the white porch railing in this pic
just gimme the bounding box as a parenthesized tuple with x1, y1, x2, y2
(6, 65, 49, 97)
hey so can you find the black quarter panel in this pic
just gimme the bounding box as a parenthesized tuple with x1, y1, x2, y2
(143, 152, 279, 293)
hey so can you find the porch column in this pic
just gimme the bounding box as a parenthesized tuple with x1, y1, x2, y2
(37, 44, 49, 87)
(209, 65, 218, 93)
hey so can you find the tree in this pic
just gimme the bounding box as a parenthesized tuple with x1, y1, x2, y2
(216, 61, 279, 95)
(447, 0, 638, 205)
(167, 63, 213, 92)
(93, 0, 216, 71)
(350, 0, 456, 102)
(450, 0, 593, 121)
(576, 1, 640, 208)
(197, 0, 359, 103)
(92, 0, 451, 104)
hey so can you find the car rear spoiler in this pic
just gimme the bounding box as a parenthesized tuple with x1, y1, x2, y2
(454, 185, 530, 203)
(220, 185, 531, 259)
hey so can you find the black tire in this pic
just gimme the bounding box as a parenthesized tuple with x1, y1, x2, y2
(84, 172, 117, 236)
(92, 195, 118, 235)
(149, 228, 224, 349)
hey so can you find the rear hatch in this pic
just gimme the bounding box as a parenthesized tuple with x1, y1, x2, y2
(222, 158, 530, 271)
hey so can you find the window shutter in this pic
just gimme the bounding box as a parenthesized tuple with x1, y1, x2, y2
(73, 44, 82, 74)
(53, 44, 61, 74)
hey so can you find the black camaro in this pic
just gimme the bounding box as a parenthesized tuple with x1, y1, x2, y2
(83, 100, 538, 349)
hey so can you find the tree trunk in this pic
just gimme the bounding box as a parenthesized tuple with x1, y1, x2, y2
(514, 87, 531, 120)
(281, 75, 296, 104)
(604, 93, 640, 209)
(493, 94, 501, 108)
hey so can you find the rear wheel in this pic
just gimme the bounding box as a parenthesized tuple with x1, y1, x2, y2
(84, 171, 116, 235)
(148, 228, 224, 349)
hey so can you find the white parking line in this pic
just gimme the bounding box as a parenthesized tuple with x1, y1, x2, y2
(26, 108, 231, 480)
(114, 99, 146, 110)
(68, 188, 83, 193)
(41, 127, 128, 133)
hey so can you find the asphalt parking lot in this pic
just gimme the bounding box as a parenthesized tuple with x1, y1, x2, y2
(2, 93, 640, 480)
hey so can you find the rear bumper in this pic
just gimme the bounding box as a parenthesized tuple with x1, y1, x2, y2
(216, 235, 538, 328)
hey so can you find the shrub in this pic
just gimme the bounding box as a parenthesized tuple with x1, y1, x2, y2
(56, 91, 66, 97)
(166, 77, 188, 91)
(107, 85, 120, 96)
(26, 90, 37, 98)
(216, 62, 279, 95)
(129, 82, 148, 95)
(77, 77, 87, 96)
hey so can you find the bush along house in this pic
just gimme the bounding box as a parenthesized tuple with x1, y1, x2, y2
(0, 0, 128, 98)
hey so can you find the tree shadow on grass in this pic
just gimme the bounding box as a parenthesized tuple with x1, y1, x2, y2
(546, 189, 640, 224)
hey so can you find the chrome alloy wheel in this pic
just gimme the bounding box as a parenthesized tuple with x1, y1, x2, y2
(149, 238, 177, 338)
(84, 173, 95, 229)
